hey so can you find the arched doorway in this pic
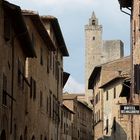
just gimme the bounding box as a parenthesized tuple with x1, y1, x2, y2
(0, 130, 6, 140)
(31, 135, 35, 140)
(20, 135, 23, 140)
(24, 127, 27, 140)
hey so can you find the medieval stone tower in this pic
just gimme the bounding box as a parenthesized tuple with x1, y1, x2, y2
(85, 12, 124, 107)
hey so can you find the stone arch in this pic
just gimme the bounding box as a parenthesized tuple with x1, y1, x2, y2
(0, 130, 6, 140)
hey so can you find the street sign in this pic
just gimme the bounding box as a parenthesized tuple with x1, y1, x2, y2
(120, 105, 140, 114)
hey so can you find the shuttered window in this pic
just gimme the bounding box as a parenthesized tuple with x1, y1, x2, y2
(134, 64, 140, 94)
(4, 12, 11, 41)
(30, 77, 36, 99)
(2, 73, 7, 105)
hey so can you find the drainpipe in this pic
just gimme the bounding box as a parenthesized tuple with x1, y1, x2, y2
(10, 32, 15, 134)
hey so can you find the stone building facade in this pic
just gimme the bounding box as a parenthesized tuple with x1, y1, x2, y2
(0, 1, 36, 140)
(131, 0, 140, 139)
(118, 0, 140, 139)
(0, 1, 69, 140)
(60, 104, 74, 140)
(101, 77, 130, 140)
(85, 12, 124, 107)
(88, 56, 131, 140)
(63, 94, 93, 140)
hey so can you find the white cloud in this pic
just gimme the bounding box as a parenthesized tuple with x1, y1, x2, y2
(64, 76, 85, 93)
(9, 0, 93, 8)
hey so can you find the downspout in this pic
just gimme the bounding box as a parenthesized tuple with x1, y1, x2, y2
(10, 32, 15, 134)
(130, 5, 134, 140)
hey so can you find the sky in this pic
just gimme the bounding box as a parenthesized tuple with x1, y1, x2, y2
(9, 0, 130, 93)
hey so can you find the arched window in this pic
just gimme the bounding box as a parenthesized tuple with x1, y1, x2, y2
(0, 130, 6, 140)
(44, 137, 47, 140)
(92, 20, 96, 25)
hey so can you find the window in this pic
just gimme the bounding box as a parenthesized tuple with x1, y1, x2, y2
(53, 53, 55, 74)
(24, 127, 27, 140)
(61, 69, 63, 87)
(56, 62, 60, 83)
(51, 52, 53, 69)
(134, 64, 140, 94)
(18, 59, 24, 89)
(106, 91, 109, 100)
(40, 47, 43, 65)
(95, 94, 98, 104)
(113, 117, 116, 132)
(106, 119, 109, 134)
(46, 97, 48, 113)
(114, 88, 116, 98)
(32, 136, 35, 140)
(134, 20, 136, 45)
(98, 92, 100, 101)
(49, 91, 52, 117)
(53, 95, 56, 120)
(40, 91, 43, 108)
(14, 124, 17, 140)
(0, 130, 6, 140)
(94, 113, 96, 124)
(93, 36, 95, 40)
(2, 74, 7, 105)
(4, 12, 11, 41)
(99, 110, 100, 121)
(92, 20, 96, 25)
(47, 52, 49, 73)
(78, 130, 80, 138)
(40, 135, 42, 140)
(30, 77, 36, 99)
(20, 135, 23, 140)
(32, 33, 35, 48)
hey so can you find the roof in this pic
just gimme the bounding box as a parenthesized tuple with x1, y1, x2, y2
(41, 16, 69, 57)
(88, 56, 130, 89)
(88, 66, 101, 89)
(99, 76, 125, 89)
(63, 94, 77, 100)
(62, 104, 75, 114)
(63, 72, 70, 87)
(77, 100, 92, 111)
(22, 10, 55, 51)
(3, 1, 36, 58)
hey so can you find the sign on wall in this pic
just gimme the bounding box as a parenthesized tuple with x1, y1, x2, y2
(120, 105, 140, 114)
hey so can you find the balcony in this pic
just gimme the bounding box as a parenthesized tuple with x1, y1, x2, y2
(118, 0, 132, 8)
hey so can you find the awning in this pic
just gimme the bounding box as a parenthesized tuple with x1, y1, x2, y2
(119, 81, 130, 97)
(118, 0, 132, 8)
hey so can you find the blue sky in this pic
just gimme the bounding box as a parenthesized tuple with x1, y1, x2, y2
(9, 0, 130, 93)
